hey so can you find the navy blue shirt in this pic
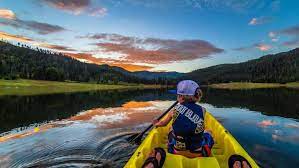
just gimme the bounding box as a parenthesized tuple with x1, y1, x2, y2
(172, 102, 205, 137)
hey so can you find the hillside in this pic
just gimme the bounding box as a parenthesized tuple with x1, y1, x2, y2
(186, 48, 299, 84)
(0, 41, 178, 84)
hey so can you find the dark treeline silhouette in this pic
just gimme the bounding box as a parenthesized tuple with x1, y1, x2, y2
(0, 41, 177, 84)
(2, 40, 299, 85)
(186, 48, 299, 84)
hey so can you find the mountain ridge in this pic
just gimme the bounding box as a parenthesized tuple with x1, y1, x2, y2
(0, 41, 180, 84)
(185, 48, 299, 84)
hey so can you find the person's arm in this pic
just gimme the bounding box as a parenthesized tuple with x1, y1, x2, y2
(152, 110, 173, 127)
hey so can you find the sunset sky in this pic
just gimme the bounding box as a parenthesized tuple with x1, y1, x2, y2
(0, 0, 299, 72)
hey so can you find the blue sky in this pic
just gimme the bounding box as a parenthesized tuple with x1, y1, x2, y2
(0, 0, 299, 72)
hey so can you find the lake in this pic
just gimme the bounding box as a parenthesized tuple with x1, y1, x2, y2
(0, 88, 299, 168)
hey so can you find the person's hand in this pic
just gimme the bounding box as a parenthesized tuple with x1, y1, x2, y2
(152, 119, 159, 127)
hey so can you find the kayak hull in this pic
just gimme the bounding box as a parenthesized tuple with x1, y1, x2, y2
(125, 111, 259, 168)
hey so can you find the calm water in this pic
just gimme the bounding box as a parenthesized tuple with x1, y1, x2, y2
(0, 88, 299, 168)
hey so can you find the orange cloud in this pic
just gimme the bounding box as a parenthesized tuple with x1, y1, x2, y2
(0, 31, 33, 42)
(255, 44, 271, 51)
(0, 31, 78, 53)
(39, 43, 76, 51)
(41, 0, 90, 15)
(0, 9, 16, 20)
(234, 43, 271, 52)
(65, 52, 153, 71)
(0, 31, 150, 71)
(81, 33, 224, 64)
(40, 0, 107, 17)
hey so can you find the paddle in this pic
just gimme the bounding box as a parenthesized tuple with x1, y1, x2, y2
(128, 101, 178, 144)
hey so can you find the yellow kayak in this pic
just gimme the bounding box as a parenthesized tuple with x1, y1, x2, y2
(125, 111, 259, 168)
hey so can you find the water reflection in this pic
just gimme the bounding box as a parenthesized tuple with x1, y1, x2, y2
(0, 89, 174, 134)
(202, 88, 299, 119)
(0, 88, 299, 168)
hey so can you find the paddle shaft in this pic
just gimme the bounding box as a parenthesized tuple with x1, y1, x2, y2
(135, 101, 178, 140)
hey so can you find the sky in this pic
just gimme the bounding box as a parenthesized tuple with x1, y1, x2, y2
(0, 0, 299, 72)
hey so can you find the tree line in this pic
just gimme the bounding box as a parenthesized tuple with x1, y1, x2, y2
(0, 40, 175, 85)
(1, 40, 298, 85)
(186, 48, 299, 84)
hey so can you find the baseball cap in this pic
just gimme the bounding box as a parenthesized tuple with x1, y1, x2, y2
(176, 80, 200, 96)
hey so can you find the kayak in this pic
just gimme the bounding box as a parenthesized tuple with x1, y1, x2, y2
(125, 111, 259, 168)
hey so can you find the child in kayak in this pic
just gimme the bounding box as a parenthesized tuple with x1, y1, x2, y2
(153, 80, 214, 157)
(142, 80, 251, 168)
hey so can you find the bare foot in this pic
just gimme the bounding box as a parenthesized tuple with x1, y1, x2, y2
(242, 161, 250, 168)
(144, 163, 154, 168)
(143, 149, 162, 168)
(233, 161, 241, 168)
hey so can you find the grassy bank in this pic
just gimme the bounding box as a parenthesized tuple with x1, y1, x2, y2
(0, 79, 163, 96)
(209, 82, 299, 90)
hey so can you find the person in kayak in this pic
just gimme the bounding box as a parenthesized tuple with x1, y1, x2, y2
(153, 80, 214, 157)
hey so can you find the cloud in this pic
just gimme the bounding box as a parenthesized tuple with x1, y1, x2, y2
(282, 39, 299, 47)
(66, 52, 153, 71)
(0, 9, 16, 20)
(233, 43, 271, 52)
(0, 31, 34, 42)
(255, 43, 271, 51)
(0, 9, 67, 35)
(0, 31, 151, 71)
(274, 25, 299, 47)
(40, 0, 107, 17)
(0, 31, 76, 53)
(268, 31, 279, 42)
(39, 43, 76, 52)
(88, 7, 108, 17)
(269, 32, 276, 38)
(80, 33, 224, 64)
(1, 19, 66, 35)
(279, 25, 299, 36)
(248, 16, 272, 25)
(41, 0, 90, 15)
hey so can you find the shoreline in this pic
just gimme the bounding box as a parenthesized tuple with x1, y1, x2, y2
(208, 82, 299, 90)
(0, 79, 166, 96)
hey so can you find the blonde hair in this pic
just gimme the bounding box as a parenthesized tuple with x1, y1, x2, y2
(178, 89, 203, 102)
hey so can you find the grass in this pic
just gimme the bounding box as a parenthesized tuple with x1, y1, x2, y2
(0, 79, 163, 96)
(209, 82, 299, 90)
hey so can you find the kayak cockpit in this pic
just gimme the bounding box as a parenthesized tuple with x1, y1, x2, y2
(125, 112, 258, 168)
